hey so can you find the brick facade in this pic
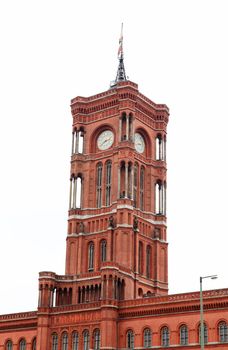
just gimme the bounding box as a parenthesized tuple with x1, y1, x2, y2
(0, 80, 228, 350)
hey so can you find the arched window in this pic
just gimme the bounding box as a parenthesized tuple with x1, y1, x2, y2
(219, 322, 228, 342)
(140, 167, 144, 210)
(155, 180, 166, 215)
(96, 163, 103, 208)
(76, 176, 82, 208)
(62, 332, 68, 350)
(83, 330, 89, 350)
(69, 175, 82, 209)
(144, 328, 152, 347)
(146, 245, 151, 278)
(72, 331, 79, 350)
(88, 242, 94, 271)
(161, 327, 169, 347)
(32, 338, 36, 350)
(138, 241, 143, 275)
(199, 323, 208, 344)
(78, 130, 84, 153)
(52, 333, 58, 350)
(72, 129, 84, 154)
(156, 134, 163, 160)
(5, 340, 12, 350)
(19, 339, 26, 350)
(105, 161, 112, 206)
(94, 329, 101, 350)
(100, 239, 107, 262)
(180, 325, 188, 345)
(133, 163, 138, 208)
(126, 330, 134, 349)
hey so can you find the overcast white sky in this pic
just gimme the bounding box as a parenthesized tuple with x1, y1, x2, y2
(0, 0, 228, 315)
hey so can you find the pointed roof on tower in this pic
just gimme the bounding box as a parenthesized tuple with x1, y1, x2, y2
(115, 23, 127, 82)
(110, 24, 127, 88)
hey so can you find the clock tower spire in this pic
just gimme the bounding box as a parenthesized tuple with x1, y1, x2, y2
(115, 23, 127, 82)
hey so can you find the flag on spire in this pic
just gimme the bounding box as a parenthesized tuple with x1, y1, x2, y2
(110, 23, 127, 87)
(118, 23, 123, 58)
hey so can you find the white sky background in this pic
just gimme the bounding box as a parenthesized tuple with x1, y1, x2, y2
(0, 0, 228, 314)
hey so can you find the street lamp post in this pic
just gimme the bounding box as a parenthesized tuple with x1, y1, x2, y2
(200, 275, 218, 350)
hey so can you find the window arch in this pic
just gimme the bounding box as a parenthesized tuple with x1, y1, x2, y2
(219, 321, 228, 342)
(96, 162, 103, 208)
(32, 338, 36, 350)
(83, 330, 89, 350)
(105, 161, 112, 206)
(5, 340, 12, 350)
(180, 325, 188, 345)
(146, 245, 151, 278)
(100, 239, 107, 262)
(62, 332, 68, 350)
(88, 242, 94, 271)
(93, 329, 101, 350)
(72, 331, 79, 350)
(199, 323, 208, 344)
(52, 333, 58, 350)
(19, 339, 26, 350)
(126, 330, 134, 349)
(139, 167, 145, 210)
(161, 327, 169, 347)
(144, 328, 152, 347)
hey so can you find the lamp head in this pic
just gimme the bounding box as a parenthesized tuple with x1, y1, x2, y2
(211, 275, 218, 280)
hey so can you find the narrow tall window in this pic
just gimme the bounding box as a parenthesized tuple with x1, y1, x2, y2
(161, 327, 169, 347)
(180, 325, 188, 345)
(52, 334, 58, 350)
(83, 330, 89, 350)
(138, 241, 143, 275)
(78, 130, 84, 153)
(156, 134, 163, 160)
(126, 330, 134, 349)
(32, 338, 36, 350)
(105, 161, 112, 206)
(94, 329, 101, 350)
(19, 339, 26, 350)
(6, 341, 12, 350)
(76, 177, 82, 208)
(199, 323, 208, 344)
(72, 332, 79, 350)
(69, 176, 82, 209)
(62, 332, 68, 350)
(219, 322, 228, 343)
(101, 239, 107, 262)
(96, 163, 103, 208)
(140, 167, 144, 210)
(133, 164, 138, 207)
(146, 245, 151, 278)
(144, 328, 152, 347)
(155, 180, 165, 215)
(88, 242, 94, 271)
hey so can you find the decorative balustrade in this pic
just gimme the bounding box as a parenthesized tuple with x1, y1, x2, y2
(0, 311, 37, 321)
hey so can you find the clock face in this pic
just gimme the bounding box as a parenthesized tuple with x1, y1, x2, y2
(97, 130, 114, 150)
(134, 133, 145, 153)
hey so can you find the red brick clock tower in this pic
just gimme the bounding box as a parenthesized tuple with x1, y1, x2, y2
(65, 78, 169, 301)
(38, 40, 169, 349)
(3, 32, 228, 350)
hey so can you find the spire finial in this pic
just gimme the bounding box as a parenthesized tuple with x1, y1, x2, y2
(115, 23, 127, 82)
